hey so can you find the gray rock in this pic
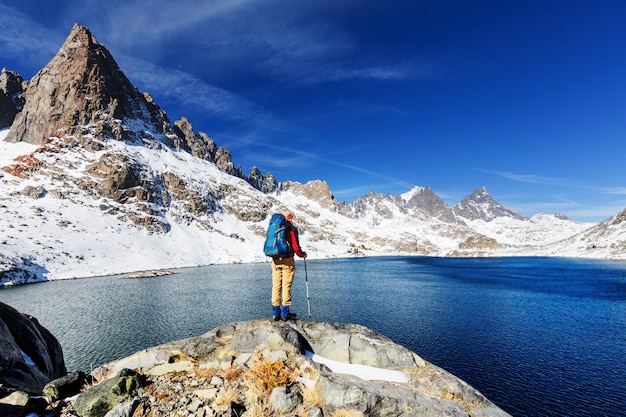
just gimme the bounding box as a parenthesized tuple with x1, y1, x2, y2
(318, 371, 468, 417)
(43, 370, 90, 401)
(0, 390, 29, 406)
(0, 301, 66, 394)
(74, 369, 143, 417)
(307, 405, 323, 417)
(269, 386, 301, 413)
(187, 397, 203, 413)
(103, 397, 140, 417)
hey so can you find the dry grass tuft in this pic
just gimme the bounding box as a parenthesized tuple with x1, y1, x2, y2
(194, 365, 219, 380)
(300, 383, 322, 408)
(246, 351, 296, 394)
(222, 363, 243, 382)
(247, 401, 272, 417)
(214, 387, 240, 408)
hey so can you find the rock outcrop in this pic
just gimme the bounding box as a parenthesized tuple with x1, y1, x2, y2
(61, 320, 511, 417)
(0, 302, 66, 394)
(0, 68, 25, 129)
(280, 180, 339, 212)
(4, 23, 169, 145)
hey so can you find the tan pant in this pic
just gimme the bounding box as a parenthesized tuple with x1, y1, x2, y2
(271, 257, 295, 306)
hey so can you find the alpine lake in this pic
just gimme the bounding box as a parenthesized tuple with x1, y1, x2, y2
(1, 256, 625, 417)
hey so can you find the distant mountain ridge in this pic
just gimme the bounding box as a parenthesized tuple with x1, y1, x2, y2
(453, 186, 526, 221)
(1, 24, 624, 284)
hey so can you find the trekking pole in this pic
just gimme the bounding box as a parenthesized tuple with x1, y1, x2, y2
(304, 258, 311, 318)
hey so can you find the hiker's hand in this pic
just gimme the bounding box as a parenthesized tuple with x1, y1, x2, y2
(302, 252, 308, 259)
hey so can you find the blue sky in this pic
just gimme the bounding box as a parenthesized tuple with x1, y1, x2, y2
(1, 0, 625, 222)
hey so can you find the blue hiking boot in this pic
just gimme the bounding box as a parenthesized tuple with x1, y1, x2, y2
(281, 306, 296, 321)
(272, 306, 281, 321)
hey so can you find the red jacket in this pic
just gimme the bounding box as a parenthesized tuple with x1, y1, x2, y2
(287, 224, 307, 258)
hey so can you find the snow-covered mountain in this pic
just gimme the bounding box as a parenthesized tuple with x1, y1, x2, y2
(0, 25, 622, 285)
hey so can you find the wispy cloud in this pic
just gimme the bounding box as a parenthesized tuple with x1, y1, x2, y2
(0, 5, 63, 70)
(69, 0, 427, 85)
(68, 0, 253, 47)
(481, 169, 574, 186)
(484, 171, 626, 201)
(603, 187, 626, 195)
(117, 55, 284, 130)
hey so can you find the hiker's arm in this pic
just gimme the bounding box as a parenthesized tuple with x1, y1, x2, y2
(289, 228, 307, 258)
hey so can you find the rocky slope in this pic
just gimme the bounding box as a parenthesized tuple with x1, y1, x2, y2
(0, 24, 623, 285)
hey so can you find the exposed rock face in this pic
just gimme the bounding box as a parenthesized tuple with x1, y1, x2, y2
(399, 186, 457, 222)
(280, 180, 339, 212)
(453, 187, 526, 222)
(248, 166, 278, 193)
(0, 68, 26, 129)
(0, 302, 66, 394)
(5, 23, 172, 145)
(340, 191, 397, 220)
(74, 320, 511, 417)
(172, 117, 218, 162)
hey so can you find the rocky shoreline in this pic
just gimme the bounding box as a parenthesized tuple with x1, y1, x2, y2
(1, 301, 512, 417)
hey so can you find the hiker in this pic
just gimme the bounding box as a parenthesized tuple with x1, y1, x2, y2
(269, 210, 307, 321)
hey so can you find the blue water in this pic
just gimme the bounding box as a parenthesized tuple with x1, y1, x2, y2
(1, 256, 625, 417)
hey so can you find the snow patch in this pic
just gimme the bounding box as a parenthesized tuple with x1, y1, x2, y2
(0, 129, 40, 166)
(304, 350, 410, 383)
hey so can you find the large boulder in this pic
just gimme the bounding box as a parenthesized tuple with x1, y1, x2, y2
(73, 368, 143, 417)
(0, 301, 66, 394)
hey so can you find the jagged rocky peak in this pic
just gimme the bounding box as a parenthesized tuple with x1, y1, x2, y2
(173, 117, 218, 161)
(398, 185, 456, 221)
(279, 180, 339, 211)
(248, 166, 278, 193)
(454, 186, 526, 222)
(339, 191, 398, 219)
(4, 23, 173, 145)
(0, 68, 26, 129)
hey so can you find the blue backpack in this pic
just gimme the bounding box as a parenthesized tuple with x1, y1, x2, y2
(263, 213, 293, 257)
